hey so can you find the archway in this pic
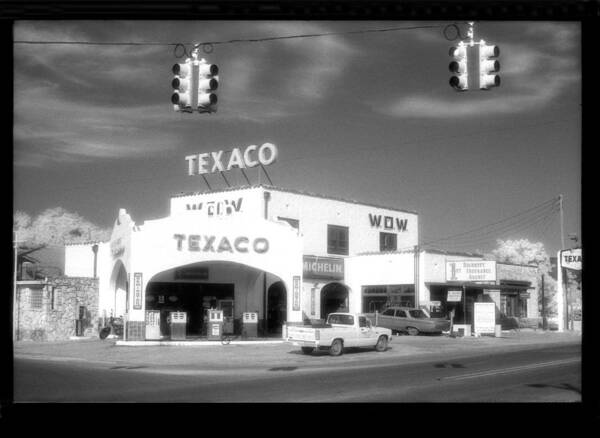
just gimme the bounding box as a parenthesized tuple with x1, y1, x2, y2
(320, 282, 349, 319)
(145, 260, 286, 338)
(267, 281, 287, 334)
(109, 260, 128, 318)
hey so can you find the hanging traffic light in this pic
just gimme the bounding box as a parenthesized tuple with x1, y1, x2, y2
(197, 60, 219, 113)
(479, 41, 500, 90)
(172, 60, 193, 112)
(449, 42, 468, 91)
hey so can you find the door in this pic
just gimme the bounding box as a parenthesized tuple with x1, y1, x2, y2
(394, 308, 410, 331)
(358, 316, 375, 346)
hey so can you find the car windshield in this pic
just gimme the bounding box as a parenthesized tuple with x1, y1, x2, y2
(408, 309, 428, 318)
(328, 314, 354, 325)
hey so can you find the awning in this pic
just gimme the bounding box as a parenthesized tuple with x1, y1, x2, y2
(426, 281, 534, 290)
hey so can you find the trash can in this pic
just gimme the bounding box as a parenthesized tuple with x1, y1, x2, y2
(242, 312, 258, 338)
(207, 309, 223, 341)
(170, 311, 187, 340)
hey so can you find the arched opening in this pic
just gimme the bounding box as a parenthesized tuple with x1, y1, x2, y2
(320, 282, 349, 319)
(267, 281, 287, 334)
(145, 261, 285, 339)
(109, 260, 128, 318)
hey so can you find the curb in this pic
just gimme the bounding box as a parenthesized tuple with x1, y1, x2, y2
(115, 340, 286, 347)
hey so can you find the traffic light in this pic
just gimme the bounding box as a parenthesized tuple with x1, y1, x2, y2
(172, 60, 193, 112)
(449, 42, 468, 91)
(197, 60, 219, 113)
(479, 41, 500, 90)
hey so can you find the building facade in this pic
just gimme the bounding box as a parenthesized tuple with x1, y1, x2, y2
(62, 184, 540, 341)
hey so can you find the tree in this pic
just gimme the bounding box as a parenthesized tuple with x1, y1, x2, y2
(13, 207, 111, 247)
(490, 239, 558, 317)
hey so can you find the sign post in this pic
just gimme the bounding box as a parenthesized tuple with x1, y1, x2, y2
(558, 248, 582, 331)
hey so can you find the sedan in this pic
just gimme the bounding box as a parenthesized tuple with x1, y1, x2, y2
(367, 307, 451, 336)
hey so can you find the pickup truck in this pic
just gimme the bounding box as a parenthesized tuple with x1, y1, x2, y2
(285, 313, 392, 356)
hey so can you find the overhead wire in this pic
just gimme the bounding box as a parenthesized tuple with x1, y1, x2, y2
(424, 208, 559, 250)
(421, 197, 559, 247)
(12, 23, 448, 49)
(425, 203, 559, 246)
(428, 207, 560, 253)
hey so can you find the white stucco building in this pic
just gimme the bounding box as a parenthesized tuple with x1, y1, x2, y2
(65, 184, 539, 341)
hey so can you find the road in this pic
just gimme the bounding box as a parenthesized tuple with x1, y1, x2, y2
(13, 343, 581, 402)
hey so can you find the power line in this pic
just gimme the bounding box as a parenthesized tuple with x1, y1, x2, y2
(431, 210, 559, 254)
(425, 202, 559, 246)
(434, 208, 558, 251)
(421, 197, 559, 247)
(13, 24, 447, 48)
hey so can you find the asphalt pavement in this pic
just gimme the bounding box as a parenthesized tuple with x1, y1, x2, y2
(12, 336, 582, 402)
(13, 329, 581, 371)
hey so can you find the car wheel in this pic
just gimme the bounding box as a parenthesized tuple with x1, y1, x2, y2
(329, 339, 343, 356)
(407, 327, 419, 336)
(301, 347, 314, 355)
(375, 335, 388, 352)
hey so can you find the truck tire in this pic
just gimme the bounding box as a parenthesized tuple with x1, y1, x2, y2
(329, 339, 344, 356)
(375, 335, 388, 352)
(301, 347, 314, 355)
(407, 327, 419, 336)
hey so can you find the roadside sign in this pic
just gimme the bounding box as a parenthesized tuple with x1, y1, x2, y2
(474, 302, 496, 334)
(560, 248, 582, 271)
(447, 290, 462, 302)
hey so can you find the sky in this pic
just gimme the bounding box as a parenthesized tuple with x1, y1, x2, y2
(13, 20, 581, 257)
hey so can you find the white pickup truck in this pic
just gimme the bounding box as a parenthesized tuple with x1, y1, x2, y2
(285, 313, 392, 356)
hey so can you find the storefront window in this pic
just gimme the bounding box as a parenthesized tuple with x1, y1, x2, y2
(327, 224, 349, 255)
(362, 284, 415, 312)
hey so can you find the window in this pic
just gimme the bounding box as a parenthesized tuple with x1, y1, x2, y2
(359, 316, 369, 328)
(379, 232, 397, 251)
(278, 217, 299, 229)
(382, 309, 395, 316)
(328, 314, 354, 325)
(327, 225, 349, 255)
(409, 309, 427, 318)
(50, 287, 56, 310)
(30, 288, 43, 309)
(395, 310, 407, 318)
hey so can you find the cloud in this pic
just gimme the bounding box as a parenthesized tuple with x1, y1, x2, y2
(13, 83, 184, 167)
(214, 22, 358, 121)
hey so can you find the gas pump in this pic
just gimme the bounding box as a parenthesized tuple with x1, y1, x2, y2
(218, 299, 234, 334)
(242, 312, 258, 338)
(170, 311, 187, 340)
(207, 309, 224, 341)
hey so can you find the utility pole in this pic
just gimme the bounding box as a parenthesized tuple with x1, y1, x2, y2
(559, 194, 565, 250)
(13, 231, 19, 342)
(558, 194, 568, 330)
(541, 274, 547, 330)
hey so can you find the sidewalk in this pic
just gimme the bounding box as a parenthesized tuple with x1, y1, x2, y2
(13, 329, 581, 370)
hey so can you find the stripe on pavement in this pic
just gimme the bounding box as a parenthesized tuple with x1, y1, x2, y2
(438, 358, 580, 381)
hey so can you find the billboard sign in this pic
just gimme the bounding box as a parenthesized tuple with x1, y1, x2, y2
(474, 302, 496, 334)
(303, 255, 344, 280)
(446, 260, 497, 282)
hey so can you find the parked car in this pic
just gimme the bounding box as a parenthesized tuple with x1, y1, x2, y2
(366, 307, 450, 335)
(285, 312, 392, 356)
